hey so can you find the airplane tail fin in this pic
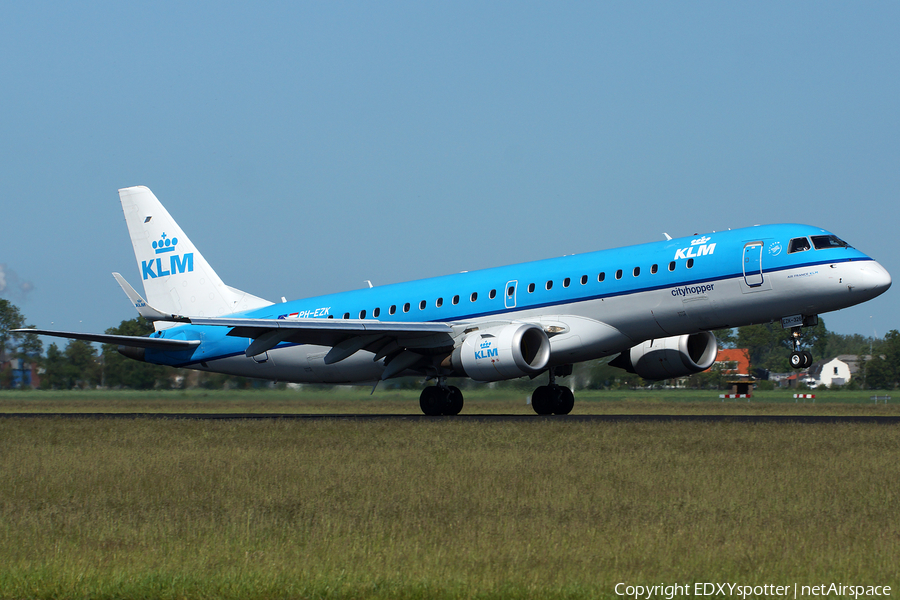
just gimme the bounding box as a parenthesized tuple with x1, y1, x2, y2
(119, 186, 271, 329)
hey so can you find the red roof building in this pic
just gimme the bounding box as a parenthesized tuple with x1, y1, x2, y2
(715, 349, 750, 376)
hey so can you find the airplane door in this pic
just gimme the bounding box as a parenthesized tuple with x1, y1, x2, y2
(505, 280, 517, 309)
(741, 241, 770, 291)
(743, 242, 764, 286)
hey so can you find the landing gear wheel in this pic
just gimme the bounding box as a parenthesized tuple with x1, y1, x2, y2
(419, 386, 443, 416)
(790, 350, 814, 369)
(801, 351, 813, 368)
(554, 386, 574, 415)
(446, 386, 463, 416)
(531, 384, 574, 415)
(419, 385, 464, 416)
(531, 385, 553, 415)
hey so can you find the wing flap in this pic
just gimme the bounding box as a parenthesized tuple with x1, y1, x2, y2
(190, 317, 453, 335)
(189, 317, 456, 360)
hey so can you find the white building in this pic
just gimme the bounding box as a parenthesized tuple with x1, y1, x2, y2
(808, 357, 853, 387)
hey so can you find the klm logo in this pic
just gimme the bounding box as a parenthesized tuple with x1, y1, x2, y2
(475, 339, 499, 360)
(142, 232, 194, 280)
(674, 236, 716, 260)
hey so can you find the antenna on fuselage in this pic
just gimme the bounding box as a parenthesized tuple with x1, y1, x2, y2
(663, 233, 672, 241)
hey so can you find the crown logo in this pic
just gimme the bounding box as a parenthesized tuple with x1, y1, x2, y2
(690, 236, 711, 246)
(152, 232, 179, 254)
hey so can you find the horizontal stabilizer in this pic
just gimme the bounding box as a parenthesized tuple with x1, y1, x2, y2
(113, 273, 190, 323)
(12, 328, 200, 351)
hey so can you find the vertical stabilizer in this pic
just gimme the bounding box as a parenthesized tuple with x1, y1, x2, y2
(119, 186, 271, 329)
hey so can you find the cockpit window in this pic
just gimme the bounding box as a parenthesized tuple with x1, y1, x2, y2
(788, 237, 811, 253)
(811, 235, 851, 250)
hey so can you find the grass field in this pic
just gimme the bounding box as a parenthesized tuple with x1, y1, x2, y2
(1, 391, 898, 599)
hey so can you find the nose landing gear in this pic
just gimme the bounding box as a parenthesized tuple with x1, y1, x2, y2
(786, 315, 818, 369)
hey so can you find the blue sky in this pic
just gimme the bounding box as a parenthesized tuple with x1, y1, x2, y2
(2, 2, 897, 340)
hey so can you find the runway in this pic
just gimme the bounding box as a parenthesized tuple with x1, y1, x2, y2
(1, 413, 899, 424)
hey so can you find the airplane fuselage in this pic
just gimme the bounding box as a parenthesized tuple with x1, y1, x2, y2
(143, 223, 891, 383)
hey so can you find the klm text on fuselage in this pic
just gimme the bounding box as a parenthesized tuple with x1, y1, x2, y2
(142, 253, 194, 279)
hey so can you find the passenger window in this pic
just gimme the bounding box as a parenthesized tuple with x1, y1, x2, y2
(343, 312, 350, 319)
(687, 258, 694, 269)
(489, 289, 497, 299)
(668, 262, 675, 272)
(580, 275, 587, 285)
(546, 280, 553, 290)
(651, 264, 658, 274)
(359, 309, 366, 319)
(436, 297, 443, 308)
(470, 292, 478, 302)
(389, 305, 396, 315)
(403, 303, 410, 313)
(528, 283, 535, 293)
(563, 277, 571, 288)
(789, 237, 811, 253)
(633, 267, 640, 277)
(419, 300, 426, 310)
(452, 295, 459, 305)
(615, 269, 623, 280)
(373, 307, 380, 318)
(598, 272, 605, 282)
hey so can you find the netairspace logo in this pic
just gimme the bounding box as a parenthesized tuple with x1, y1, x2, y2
(614, 582, 892, 600)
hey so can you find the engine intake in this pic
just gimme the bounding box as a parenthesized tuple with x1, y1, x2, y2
(446, 323, 551, 382)
(611, 331, 718, 380)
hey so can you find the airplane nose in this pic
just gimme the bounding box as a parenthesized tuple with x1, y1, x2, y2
(856, 261, 892, 298)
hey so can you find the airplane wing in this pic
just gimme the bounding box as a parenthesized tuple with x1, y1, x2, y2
(188, 316, 457, 365)
(11, 329, 200, 350)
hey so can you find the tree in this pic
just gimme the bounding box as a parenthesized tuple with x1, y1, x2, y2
(40, 339, 101, 389)
(64, 340, 101, 389)
(0, 299, 24, 354)
(102, 317, 168, 389)
(0, 298, 42, 388)
(864, 330, 900, 390)
(736, 319, 829, 374)
(41, 342, 69, 389)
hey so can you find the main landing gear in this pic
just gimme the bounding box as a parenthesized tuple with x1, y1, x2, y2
(417, 366, 577, 416)
(531, 365, 575, 416)
(419, 378, 464, 416)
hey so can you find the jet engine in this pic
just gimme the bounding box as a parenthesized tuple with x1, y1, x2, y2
(611, 331, 718, 380)
(443, 323, 551, 382)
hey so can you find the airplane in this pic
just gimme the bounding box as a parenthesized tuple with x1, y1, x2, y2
(17, 186, 891, 415)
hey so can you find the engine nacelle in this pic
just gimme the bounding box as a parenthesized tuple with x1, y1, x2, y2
(447, 323, 551, 382)
(613, 331, 718, 380)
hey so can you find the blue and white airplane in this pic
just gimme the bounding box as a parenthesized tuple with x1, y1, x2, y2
(20, 186, 891, 414)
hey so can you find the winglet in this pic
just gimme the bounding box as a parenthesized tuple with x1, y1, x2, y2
(113, 272, 190, 323)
